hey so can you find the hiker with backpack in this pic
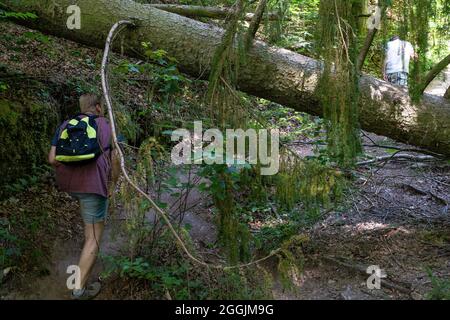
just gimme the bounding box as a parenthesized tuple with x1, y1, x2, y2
(48, 93, 120, 300)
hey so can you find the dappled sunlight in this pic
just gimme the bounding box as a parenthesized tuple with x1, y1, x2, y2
(365, 80, 421, 127)
(342, 220, 388, 233)
(368, 83, 385, 101)
(355, 221, 389, 231)
(342, 220, 412, 235)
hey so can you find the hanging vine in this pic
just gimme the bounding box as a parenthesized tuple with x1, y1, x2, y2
(316, 0, 363, 167)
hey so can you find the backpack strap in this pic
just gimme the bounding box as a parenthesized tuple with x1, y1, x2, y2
(73, 113, 99, 120)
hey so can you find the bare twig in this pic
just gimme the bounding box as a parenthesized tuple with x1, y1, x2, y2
(357, 154, 436, 166)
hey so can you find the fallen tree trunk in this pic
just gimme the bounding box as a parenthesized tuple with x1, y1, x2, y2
(3, 0, 450, 156)
(145, 4, 280, 21)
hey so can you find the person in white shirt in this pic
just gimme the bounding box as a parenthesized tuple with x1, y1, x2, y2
(383, 35, 418, 87)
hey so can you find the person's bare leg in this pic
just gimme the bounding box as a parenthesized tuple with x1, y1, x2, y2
(77, 222, 104, 289)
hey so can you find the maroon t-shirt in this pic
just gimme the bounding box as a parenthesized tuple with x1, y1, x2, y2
(51, 116, 112, 198)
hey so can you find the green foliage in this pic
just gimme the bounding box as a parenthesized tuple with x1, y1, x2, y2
(205, 0, 248, 128)
(0, 10, 37, 21)
(263, 0, 293, 44)
(261, 105, 325, 143)
(102, 256, 198, 299)
(199, 164, 252, 264)
(276, 234, 307, 291)
(426, 269, 450, 300)
(275, 156, 344, 213)
(3, 170, 42, 195)
(22, 31, 51, 44)
(0, 81, 8, 92)
(255, 221, 299, 252)
(0, 217, 19, 273)
(103, 254, 272, 299)
(0, 201, 54, 276)
(269, 0, 319, 55)
(108, 42, 192, 144)
(66, 78, 98, 96)
(101, 210, 270, 299)
(142, 44, 190, 97)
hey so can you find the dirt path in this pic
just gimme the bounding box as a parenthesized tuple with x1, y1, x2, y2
(5, 178, 217, 300)
(5, 219, 121, 299)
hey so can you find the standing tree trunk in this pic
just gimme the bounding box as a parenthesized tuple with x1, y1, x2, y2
(356, 4, 387, 72)
(245, 0, 268, 50)
(2, 0, 450, 156)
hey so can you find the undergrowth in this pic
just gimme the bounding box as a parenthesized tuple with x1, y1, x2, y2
(426, 269, 450, 300)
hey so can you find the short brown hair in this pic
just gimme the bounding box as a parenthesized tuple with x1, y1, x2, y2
(79, 93, 104, 113)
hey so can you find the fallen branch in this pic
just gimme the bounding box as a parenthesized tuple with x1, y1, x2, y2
(359, 130, 445, 158)
(399, 183, 448, 207)
(357, 154, 436, 166)
(418, 53, 450, 94)
(363, 145, 443, 158)
(290, 136, 444, 158)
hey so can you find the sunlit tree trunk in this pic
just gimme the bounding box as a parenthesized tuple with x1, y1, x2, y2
(3, 0, 450, 156)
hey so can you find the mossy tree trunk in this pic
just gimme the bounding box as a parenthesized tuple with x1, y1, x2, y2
(3, 0, 450, 156)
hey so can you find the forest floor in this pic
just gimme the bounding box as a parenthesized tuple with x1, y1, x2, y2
(1, 22, 449, 300)
(3, 132, 448, 300)
(283, 134, 450, 300)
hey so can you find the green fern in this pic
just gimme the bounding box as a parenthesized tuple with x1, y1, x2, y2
(0, 10, 38, 20)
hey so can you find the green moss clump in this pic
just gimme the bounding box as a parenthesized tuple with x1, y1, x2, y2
(0, 97, 58, 198)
